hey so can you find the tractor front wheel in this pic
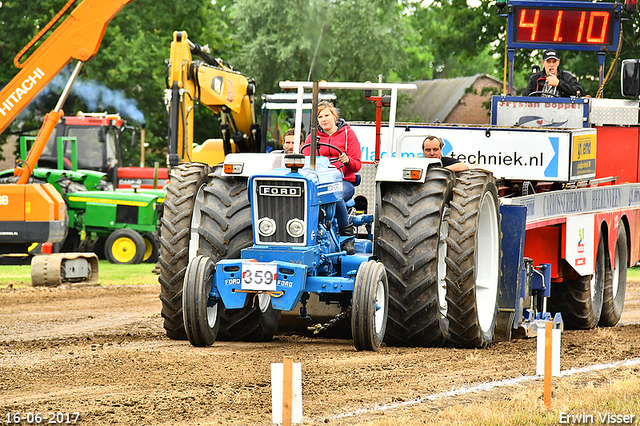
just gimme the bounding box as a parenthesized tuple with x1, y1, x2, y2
(183, 255, 220, 347)
(196, 168, 281, 341)
(351, 260, 389, 351)
(142, 232, 159, 263)
(158, 163, 211, 340)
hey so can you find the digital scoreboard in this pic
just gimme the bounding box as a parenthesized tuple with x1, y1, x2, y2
(507, 1, 621, 52)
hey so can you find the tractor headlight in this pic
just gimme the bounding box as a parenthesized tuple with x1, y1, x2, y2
(258, 217, 276, 237)
(286, 218, 305, 238)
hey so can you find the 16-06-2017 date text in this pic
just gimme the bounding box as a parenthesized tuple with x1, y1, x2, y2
(4, 412, 80, 424)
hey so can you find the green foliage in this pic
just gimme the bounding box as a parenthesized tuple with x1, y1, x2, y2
(0, 0, 63, 148)
(229, 0, 406, 120)
(0, 0, 233, 163)
(401, 0, 503, 80)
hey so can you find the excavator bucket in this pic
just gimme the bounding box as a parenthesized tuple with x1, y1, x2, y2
(31, 252, 99, 287)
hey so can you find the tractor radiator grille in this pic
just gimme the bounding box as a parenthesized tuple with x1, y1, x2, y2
(253, 178, 306, 245)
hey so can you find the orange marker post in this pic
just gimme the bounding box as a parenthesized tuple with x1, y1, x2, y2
(544, 321, 553, 409)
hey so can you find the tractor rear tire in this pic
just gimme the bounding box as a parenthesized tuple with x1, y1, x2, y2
(183, 255, 221, 347)
(550, 230, 605, 329)
(105, 229, 146, 265)
(195, 167, 281, 341)
(352, 260, 389, 351)
(600, 222, 628, 326)
(158, 163, 211, 340)
(445, 170, 501, 348)
(376, 167, 453, 347)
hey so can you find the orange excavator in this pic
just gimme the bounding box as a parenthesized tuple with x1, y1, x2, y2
(0, 0, 133, 282)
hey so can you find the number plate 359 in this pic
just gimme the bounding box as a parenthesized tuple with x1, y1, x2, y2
(241, 262, 277, 291)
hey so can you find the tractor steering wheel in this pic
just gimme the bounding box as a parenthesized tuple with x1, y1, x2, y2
(527, 91, 559, 98)
(300, 142, 344, 164)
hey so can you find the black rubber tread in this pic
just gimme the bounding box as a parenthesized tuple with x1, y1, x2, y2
(196, 169, 281, 341)
(105, 229, 146, 264)
(600, 222, 628, 326)
(142, 232, 159, 263)
(376, 168, 453, 347)
(183, 255, 221, 347)
(158, 163, 211, 340)
(549, 232, 605, 329)
(444, 170, 501, 349)
(352, 260, 389, 351)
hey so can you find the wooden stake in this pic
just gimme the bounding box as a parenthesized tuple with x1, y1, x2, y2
(282, 356, 293, 426)
(140, 125, 146, 168)
(544, 321, 552, 409)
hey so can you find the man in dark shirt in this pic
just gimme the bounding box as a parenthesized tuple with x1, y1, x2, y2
(525, 49, 583, 97)
(422, 136, 469, 172)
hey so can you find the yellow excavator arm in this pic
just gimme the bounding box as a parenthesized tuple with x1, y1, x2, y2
(166, 31, 259, 167)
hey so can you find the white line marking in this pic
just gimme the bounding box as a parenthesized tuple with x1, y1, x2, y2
(324, 356, 640, 421)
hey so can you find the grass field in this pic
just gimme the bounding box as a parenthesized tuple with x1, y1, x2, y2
(1, 261, 638, 290)
(0, 260, 158, 288)
(351, 372, 640, 426)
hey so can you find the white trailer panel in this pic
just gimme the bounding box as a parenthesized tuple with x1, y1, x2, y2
(350, 124, 597, 182)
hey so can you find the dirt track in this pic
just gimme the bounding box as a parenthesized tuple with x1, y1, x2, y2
(0, 278, 639, 425)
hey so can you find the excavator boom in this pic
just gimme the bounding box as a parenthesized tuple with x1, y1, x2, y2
(0, 0, 133, 276)
(0, 0, 134, 135)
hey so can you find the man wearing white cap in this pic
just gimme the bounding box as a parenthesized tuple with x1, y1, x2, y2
(525, 49, 583, 97)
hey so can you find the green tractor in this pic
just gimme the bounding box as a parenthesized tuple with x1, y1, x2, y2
(0, 136, 163, 264)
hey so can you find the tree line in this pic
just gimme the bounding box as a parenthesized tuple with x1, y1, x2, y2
(1, 0, 638, 165)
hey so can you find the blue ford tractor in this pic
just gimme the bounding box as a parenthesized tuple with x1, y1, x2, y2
(182, 149, 389, 351)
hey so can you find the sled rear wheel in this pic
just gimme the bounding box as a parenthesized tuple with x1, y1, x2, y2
(549, 230, 605, 329)
(600, 221, 628, 326)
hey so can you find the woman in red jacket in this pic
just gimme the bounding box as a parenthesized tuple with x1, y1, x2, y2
(302, 101, 361, 254)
